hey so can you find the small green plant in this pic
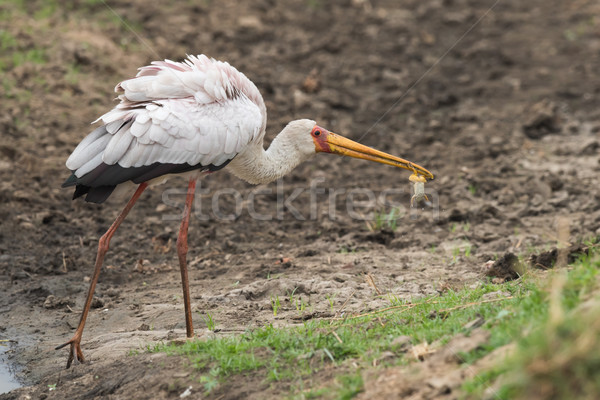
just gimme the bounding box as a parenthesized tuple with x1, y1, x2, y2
(386, 293, 404, 306)
(563, 17, 596, 42)
(289, 287, 308, 314)
(200, 373, 219, 393)
(34, 2, 57, 20)
(0, 30, 17, 50)
(65, 63, 80, 85)
(449, 222, 470, 234)
(336, 373, 364, 399)
(296, 297, 308, 314)
(449, 243, 473, 263)
(450, 246, 461, 264)
(2, 76, 14, 97)
(468, 184, 477, 195)
(371, 207, 402, 231)
(288, 287, 298, 304)
(338, 246, 356, 254)
(297, 297, 308, 313)
(584, 235, 599, 246)
(271, 295, 281, 317)
(325, 293, 337, 312)
(12, 48, 46, 67)
(202, 312, 216, 331)
(128, 348, 140, 356)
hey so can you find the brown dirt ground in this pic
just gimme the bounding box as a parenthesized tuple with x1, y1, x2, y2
(1, 0, 599, 399)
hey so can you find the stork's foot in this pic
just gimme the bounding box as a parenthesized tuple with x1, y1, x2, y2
(169, 334, 197, 347)
(55, 335, 85, 369)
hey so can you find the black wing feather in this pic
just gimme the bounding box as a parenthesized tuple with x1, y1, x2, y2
(63, 160, 231, 204)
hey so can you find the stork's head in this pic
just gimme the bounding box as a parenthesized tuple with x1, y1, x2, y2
(230, 119, 433, 185)
(302, 122, 434, 180)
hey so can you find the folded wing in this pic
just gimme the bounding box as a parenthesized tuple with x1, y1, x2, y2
(63, 55, 266, 203)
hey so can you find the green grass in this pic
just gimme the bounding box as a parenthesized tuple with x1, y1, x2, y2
(148, 248, 599, 398)
(271, 294, 281, 317)
(449, 222, 470, 234)
(370, 207, 403, 231)
(463, 249, 600, 399)
(0, 30, 17, 50)
(0, 24, 47, 74)
(11, 48, 46, 66)
(65, 63, 80, 85)
(288, 288, 310, 315)
(151, 278, 535, 397)
(33, 2, 57, 20)
(338, 245, 358, 254)
(201, 312, 217, 332)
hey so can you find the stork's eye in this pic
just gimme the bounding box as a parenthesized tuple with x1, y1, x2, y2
(313, 130, 321, 137)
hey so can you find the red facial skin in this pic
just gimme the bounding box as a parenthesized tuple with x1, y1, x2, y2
(311, 125, 332, 153)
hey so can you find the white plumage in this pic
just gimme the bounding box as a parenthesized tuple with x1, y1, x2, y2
(66, 55, 265, 188)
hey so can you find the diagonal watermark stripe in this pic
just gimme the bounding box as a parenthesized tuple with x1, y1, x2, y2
(357, 0, 502, 143)
(100, 0, 161, 59)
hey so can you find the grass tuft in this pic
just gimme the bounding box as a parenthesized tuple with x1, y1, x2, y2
(369, 207, 403, 231)
(463, 249, 600, 399)
(152, 279, 533, 397)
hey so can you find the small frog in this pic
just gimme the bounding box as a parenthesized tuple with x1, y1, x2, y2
(409, 173, 429, 207)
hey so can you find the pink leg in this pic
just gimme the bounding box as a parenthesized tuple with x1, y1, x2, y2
(56, 183, 148, 368)
(177, 178, 197, 338)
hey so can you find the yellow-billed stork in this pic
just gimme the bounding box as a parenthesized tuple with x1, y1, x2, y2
(57, 54, 433, 368)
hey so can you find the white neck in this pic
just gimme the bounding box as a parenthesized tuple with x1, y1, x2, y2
(227, 120, 316, 185)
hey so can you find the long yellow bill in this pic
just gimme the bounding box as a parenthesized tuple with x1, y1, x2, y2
(311, 126, 434, 180)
